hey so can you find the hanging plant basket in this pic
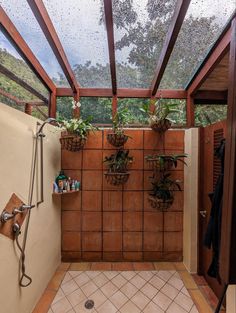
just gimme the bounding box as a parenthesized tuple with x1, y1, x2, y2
(107, 132, 129, 147)
(60, 132, 86, 152)
(146, 157, 173, 171)
(151, 119, 171, 132)
(148, 195, 173, 211)
(104, 172, 130, 186)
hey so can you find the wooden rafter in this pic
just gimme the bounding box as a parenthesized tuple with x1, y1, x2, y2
(150, 0, 191, 96)
(27, 0, 79, 93)
(103, 0, 117, 95)
(0, 64, 48, 104)
(56, 88, 187, 99)
(0, 6, 56, 93)
(0, 88, 45, 106)
(194, 90, 228, 104)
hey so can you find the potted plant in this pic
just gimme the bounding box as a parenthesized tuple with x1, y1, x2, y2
(141, 99, 181, 132)
(107, 108, 132, 147)
(59, 117, 98, 152)
(145, 153, 187, 170)
(104, 149, 133, 185)
(148, 173, 182, 210)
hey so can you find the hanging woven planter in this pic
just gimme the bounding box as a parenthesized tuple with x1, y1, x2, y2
(150, 118, 171, 132)
(104, 172, 130, 186)
(146, 157, 173, 171)
(60, 133, 86, 152)
(107, 133, 129, 147)
(148, 195, 173, 211)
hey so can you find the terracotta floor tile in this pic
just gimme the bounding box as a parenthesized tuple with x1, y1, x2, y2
(143, 301, 165, 313)
(120, 281, 138, 298)
(112, 262, 134, 271)
(69, 263, 91, 271)
(33, 290, 56, 313)
(51, 296, 72, 313)
(189, 289, 213, 313)
(131, 290, 150, 310)
(153, 262, 176, 271)
(47, 271, 66, 291)
(192, 274, 208, 286)
(90, 262, 112, 271)
(174, 262, 187, 271)
(57, 263, 71, 271)
(152, 291, 172, 310)
(133, 262, 154, 271)
(199, 285, 218, 308)
(179, 271, 198, 290)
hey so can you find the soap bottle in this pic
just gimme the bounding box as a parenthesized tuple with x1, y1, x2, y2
(71, 180, 75, 191)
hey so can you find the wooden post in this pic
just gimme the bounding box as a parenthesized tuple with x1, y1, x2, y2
(186, 93, 194, 127)
(49, 92, 56, 118)
(112, 95, 117, 118)
(73, 90, 80, 118)
(24, 103, 32, 115)
(220, 17, 236, 284)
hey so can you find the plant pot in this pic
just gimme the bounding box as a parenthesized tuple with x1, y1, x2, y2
(148, 195, 173, 211)
(107, 132, 129, 147)
(104, 172, 130, 186)
(60, 133, 86, 152)
(150, 119, 171, 132)
(146, 156, 173, 171)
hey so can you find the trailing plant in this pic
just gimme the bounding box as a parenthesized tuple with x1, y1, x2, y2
(149, 173, 182, 202)
(58, 117, 98, 139)
(145, 153, 187, 170)
(104, 150, 133, 173)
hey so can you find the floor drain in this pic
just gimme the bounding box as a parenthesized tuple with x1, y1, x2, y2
(84, 299, 94, 309)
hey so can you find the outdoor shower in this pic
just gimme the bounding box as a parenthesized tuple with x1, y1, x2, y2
(0, 118, 57, 287)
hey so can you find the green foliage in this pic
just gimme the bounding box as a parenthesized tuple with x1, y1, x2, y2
(145, 153, 187, 170)
(112, 107, 132, 134)
(195, 105, 227, 126)
(149, 173, 181, 202)
(58, 117, 98, 139)
(104, 150, 133, 173)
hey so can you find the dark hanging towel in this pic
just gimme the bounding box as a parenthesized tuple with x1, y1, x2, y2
(204, 138, 225, 283)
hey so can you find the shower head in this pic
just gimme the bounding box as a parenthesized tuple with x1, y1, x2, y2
(37, 118, 58, 136)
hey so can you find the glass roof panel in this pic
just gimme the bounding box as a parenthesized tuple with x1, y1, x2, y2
(1, 0, 69, 87)
(0, 31, 49, 98)
(160, 0, 236, 89)
(113, 0, 178, 88)
(43, 0, 111, 88)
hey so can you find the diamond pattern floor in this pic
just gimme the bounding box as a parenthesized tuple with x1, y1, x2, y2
(48, 270, 199, 313)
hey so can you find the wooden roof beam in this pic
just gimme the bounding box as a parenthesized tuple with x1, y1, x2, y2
(0, 6, 56, 93)
(27, 0, 79, 93)
(0, 64, 48, 104)
(150, 0, 191, 96)
(103, 0, 117, 95)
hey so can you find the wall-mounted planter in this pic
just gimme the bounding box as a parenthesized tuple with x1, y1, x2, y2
(148, 195, 173, 211)
(145, 156, 173, 171)
(104, 172, 130, 186)
(107, 132, 129, 147)
(151, 118, 171, 132)
(60, 133, 86, 152)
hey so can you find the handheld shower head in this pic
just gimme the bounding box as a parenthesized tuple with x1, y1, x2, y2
(37, 118, 57, 136)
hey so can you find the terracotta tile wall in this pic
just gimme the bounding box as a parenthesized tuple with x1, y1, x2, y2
(61, 129, 185, 262)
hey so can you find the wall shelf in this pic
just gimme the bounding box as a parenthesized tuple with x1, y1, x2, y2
(52, 190, 79, 195)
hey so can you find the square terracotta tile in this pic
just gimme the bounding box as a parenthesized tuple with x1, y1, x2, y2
(103, 212, 122, 231)
(82, 170, 102, 190)
(90, 262, 112, 271)
(103, 191, 122, 211)
(123, 252, 143, 261)
(164, 232, 183, 252)
(82, 252, 102, 261)
(103, 232, 122, 251)
(82, 232, 102, 251)
(61, 150, 82, 169)
(62, 211, 81, 231)
(123, 171, 143, 191)
(162, 252, 183, 262)
(33, 290, 56, 313)
(103, 171, 123, 191)
(82, 150, 103, 169)
(143, 171, 153, 191)
(168, 192, 183, 212)
(62, 232, 81, 251)
(164, 130, 184, 150)
(123, 191, 143, 211)
(62, 252, 81, 262)
(61, 192, 81, 211)
(124, 129, 144, 149)
(103, 129, 118, 149)
(82, 191, 102, 211)
(63, 169, 82, 182)
(143, 232, 163, 251)
(82, 212, 102, 231)
(85, 131, 103, 149)
(123, 232, 142, 251)
(143, 252, 162, 261)
(133, 262, 154, 270)
(112, 262, 134, 271)
(123, 212, 142, 231)
(129, 150, 144, 169)
(103, 252, 123, 261)
(144, 212, 163, 232)
(143, 130, 163, 150)
(164, 212, 183, 232)
(102, 149, 117, 170)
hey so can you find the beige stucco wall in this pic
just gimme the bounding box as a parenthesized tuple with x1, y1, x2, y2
(183, 128, 199, 273)
(0, 103, 61, 313)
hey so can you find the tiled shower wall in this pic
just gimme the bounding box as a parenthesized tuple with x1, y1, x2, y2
(61, 129, 184, 262)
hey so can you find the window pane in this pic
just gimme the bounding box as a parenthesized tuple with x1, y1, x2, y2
(1, 0, 69, 86)
(113, 0, 178, 88)
(159, 99, 186, 126)
(43, 0, 111, 88)
(195, 104, 227, 126)
(80, 98, 112, 124)
(56, 97, 73, 120)
(0, 31, 49, 98)
(32, 106, 48, 121)
(160, 0, 236, 89)
(118, 98, 149, 125)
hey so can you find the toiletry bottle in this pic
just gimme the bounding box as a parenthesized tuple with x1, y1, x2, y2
(71, 180, 75, 191)
(67, 178, 71, 192)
